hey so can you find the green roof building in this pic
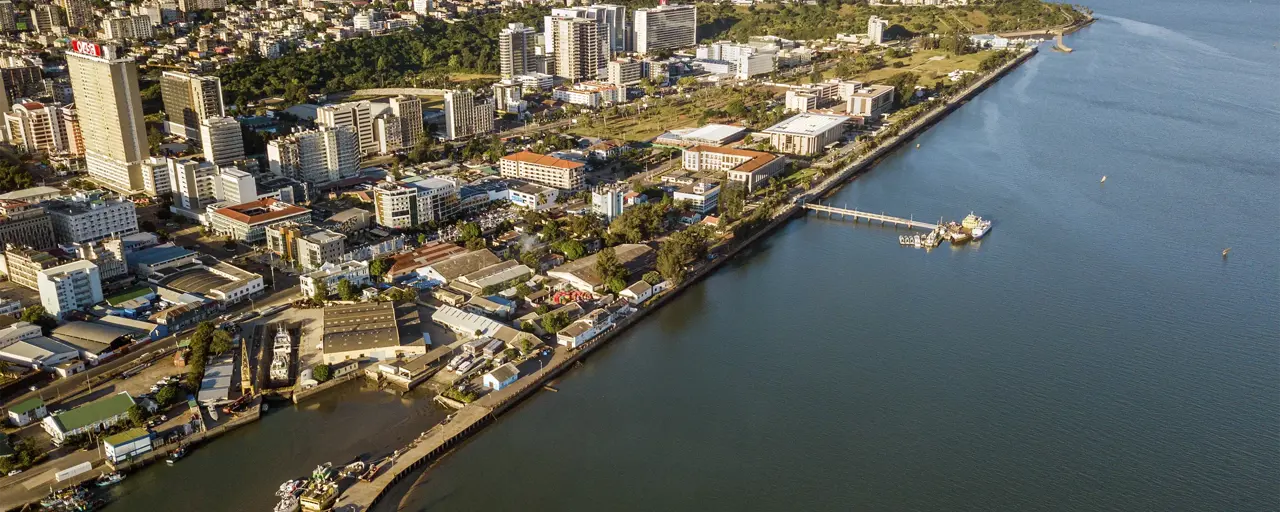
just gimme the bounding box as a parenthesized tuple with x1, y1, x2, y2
(41, 392, 135, 444)
(103, 428, 153, 463)
(7, 397, 47, 427)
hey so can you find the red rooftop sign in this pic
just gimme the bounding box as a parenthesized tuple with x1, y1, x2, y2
(69, 40, 102, 58)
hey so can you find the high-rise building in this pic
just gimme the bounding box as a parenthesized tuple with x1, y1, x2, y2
(607, 58, 645, 88)
(372, 177, 458, 229)
(59, 103, 84, 157)
(58, 0, 93, 29)
(549, 17, 608, 82)
(0, 2, 16, 32)
(160, 71, 224, 141)
(264, 223, 345, 271)
(103, 14, 154, 40)
(266, 126, 360, 187)
(389, 95, 423, 149)
(634, 4, 696, 55)
(4, 101, 70, 155)
(37, 260, 102, 318)
(411, 0, 430, 15)
(499, 23, 536, 79)
(373, 113, 402, 155)
(140, 156, 170, 196)
(315, 101, 376, 155)
(546, 5, 627, 54)
(65, 41, 149, 193)
(176, 0, 225, 12)
(0, 63, 43, 114)
(29, 4, 65, 34)
(3, 244, 60, 290)
(199, 116, 244, 165)
(73, 238, 126, 281)
(0, 202, 56, 251)
(867, 16, 888, 45)
(492, 80, 525, 113)
(441, 90, 494, 141)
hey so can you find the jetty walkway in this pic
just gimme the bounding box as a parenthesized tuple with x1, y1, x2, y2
(802, 204, 938, 231)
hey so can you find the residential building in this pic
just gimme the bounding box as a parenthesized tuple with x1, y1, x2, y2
(548, 16, 608, 81)
(441, 90, 494, 140)
(556, 300, 630, 348)
(299, 260, 369, 299)
(58, 103, 84, 157)
(682, 145, 785, 191)
(389, 95, 423, 149)
(507, 181, 558, 211)
(43, 191, 139, 244)
(60, 0, 93, 28)
(208, 197, 311, 243)
(492, 80, 525, 114)
(514, 73, 555, 92)
(0, 202, 55, 250)
(265, 223, 345, 271)
(217, 167, 257, 206)
(499, 23, 536, 79)
(696, 41, 776, 79)
(7, 397, 46, 427)
(42, 392, 135, 444)
(499, 151, 586, 191)
(372, 176, 458, 229)
(761, 113, 851, 156)
(845, 84, 896, 118)
(591, 183, 626, 221)
(868, 15, 888, 45)
(673, 181, 720, 214)
(168, 157, 217, 211)
(73, 238, 126, 281)
(29, 4, 64, 34)
(785, 88, 820, 113)
(3, 244, 60, 289)
(159, 71, 224, 141)
(482, 362, 519, 390)
(266, 126, 360, 186)
(373, 113, 402, 155)
(551, 82, 620, 108)
(0, 2, 15, 32)
(607, 58, 645, 88)
(4, 101, 71, 156)
(316, 101, 376, 155)
(65, 42, 149, 193)
(633, 4, 696, 55)
(547, 5, 627, 54)
(321, 302, 427, 364)
(37, 260, 103, 317)
(102, 14, 153, 40)
(0, 63, 44, 113)
(199, 116, 244, 165)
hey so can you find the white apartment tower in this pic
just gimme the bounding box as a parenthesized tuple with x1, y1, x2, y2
(499, 23, 535, 79)
(634, 4, 697, 55)
(267, 126, 360, 186)
(545, 5, 627, 54)
(316, 101, 376, 155)
(441, 90, 494, 141)
(199, 115, 244, 165)
(37, 260, 102, 318)
(549, 16, 608, 81)
(160, 71, 224, 141)
(66, 41, 149, 193)
(868, 16, 888, 45)
(4, 101, 69, 155)
(389, 95, 423, 149)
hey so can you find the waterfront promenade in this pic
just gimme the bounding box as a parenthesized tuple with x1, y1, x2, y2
(338, 45, 1043, 511)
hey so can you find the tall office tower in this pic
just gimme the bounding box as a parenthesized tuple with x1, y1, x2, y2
(4, 101, 71, 155)
(441, 90, 494, 141)
(633, 3, 696, 55)
(499, 23, 535, 79)
(160, 71, 224, 140)
(29, 4, 65, 34)
(0, 63, 43, 114)
(199, 116, 245, 165)
(550, 16, 608, 81)
(867, 15, 888, 45)
(59, 0, 94, 29)
(389, 95, 423, 149)
(315, 100, 376, 155)
(545, 5, 626, 54)
(65, 41, 148, 193)
(266, 126, 360, 186)
(0, 2, 16, 32)
(373, 113, 401, 155)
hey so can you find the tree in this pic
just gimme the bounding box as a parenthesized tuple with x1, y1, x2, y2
(337, 278, 357, 301)
(128, 404, 150, 427)
(520, 250, 542, 270)
(657, 247, 687, 284)
(313, 363, 332, 382)
(156, 385, 178, 406)
(210, 329, 233, 356)
(555, 239, 585, 260)
(515, 283, 533, 298)
(642, 271, 662, 285)
(417, 233, 428, 245)
(465, 237, 488, 250)
(880, 72, 920, 108)
(520, 338, 535, 354)
(20, 305, 57, 335)
(458, 222, 482, 241)
(312, 280, 329, 304)
(541, 311, 570, 333)
(370, 258, 392, 280)
(520, 320, 537, 332)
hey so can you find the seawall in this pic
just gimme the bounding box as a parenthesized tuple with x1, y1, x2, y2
(341, 45, 1043, 512)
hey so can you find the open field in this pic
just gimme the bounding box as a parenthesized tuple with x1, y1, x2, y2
(449, 73, 499, 82)
(800, 48, 997, 85)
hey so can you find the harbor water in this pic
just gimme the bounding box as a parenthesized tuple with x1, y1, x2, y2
(122, 0, 1279, 509)
(382, 1, 1280, 510)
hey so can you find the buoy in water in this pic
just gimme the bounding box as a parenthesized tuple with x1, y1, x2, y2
(915, 143, 920, 148)
(1100, 175, 1107, 183)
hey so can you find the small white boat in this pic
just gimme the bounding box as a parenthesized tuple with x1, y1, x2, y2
(277, 479, 303, 497)
(274, 495, 300, 512)
(1100, 175, 1107, 183)
(207, 404, 219, 421)
(95, 472, 125, 487)
(971, 220, 992, 240)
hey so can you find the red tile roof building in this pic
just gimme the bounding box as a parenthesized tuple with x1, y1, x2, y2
(681, 145, 786, 192)
(209, 198, 312, 243)
(498, 150, 586, 190)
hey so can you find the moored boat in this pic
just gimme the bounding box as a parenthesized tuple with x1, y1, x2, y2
(971, 219, 992, 239)
(275, 495, 300, 512)
(166, 446, 186, 465)
(94, 472, 125, 487)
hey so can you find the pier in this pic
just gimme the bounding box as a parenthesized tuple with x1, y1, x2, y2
(802, 203, 939, 231)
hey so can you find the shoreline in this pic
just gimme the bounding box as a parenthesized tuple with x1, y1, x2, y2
(342, 44, 1045, 512)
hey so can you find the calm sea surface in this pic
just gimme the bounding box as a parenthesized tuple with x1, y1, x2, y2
(121, 0, 1280, 509)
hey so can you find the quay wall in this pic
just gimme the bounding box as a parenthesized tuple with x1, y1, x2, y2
(346, 45, 1042, 511)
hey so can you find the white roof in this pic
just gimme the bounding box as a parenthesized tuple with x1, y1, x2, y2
(430, 305, 506, 337)
(763, 113, 851, 137)
(0, 336, 78, 363)
(684, 124, 747, 143)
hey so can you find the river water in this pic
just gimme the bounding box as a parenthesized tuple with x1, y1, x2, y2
(383, 1, 1280, 511)
(121, 0, 1280, 510)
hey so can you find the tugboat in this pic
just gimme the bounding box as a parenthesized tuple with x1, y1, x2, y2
(270, 326, 293, 385)
(166, 446, 187, 465)
(95, 472, 125, 487)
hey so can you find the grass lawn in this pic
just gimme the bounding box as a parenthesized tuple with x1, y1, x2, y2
(106, 287, 153, 306)
(449, 73, 499, 82)
(566, 92, 741, 141)
(811, 49, 995, 84)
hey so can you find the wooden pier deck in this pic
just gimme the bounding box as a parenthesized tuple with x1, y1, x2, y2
(802, 203, 939, 231)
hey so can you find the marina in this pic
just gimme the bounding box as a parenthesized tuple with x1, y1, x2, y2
(803, 204, 992, 249)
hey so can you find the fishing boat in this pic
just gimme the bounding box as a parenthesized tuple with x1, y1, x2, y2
(270, 326, 293, 384)
(274, 495, 300, 512)
(95, 472, 125, 487)
(277, 479, 304, 497)
(922, 229, 942, 248)
(166, 446, 186, 465)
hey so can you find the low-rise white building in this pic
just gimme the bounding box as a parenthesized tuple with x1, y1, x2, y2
(845, 84, 896, 119)
(42, 392, 135, 444)
(551, 82, 621, 108)
(673, 181, 720, 214)
(761, 113, 851, 156)
(300, 260, 371, 299)
(7, 397, 47, 427)
(482, 362, 519, 390)
(102, 428, 152, 463)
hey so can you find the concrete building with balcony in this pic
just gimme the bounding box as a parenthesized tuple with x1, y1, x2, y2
(0, 201, 54, 250)
(42, 191, 138, 244)
(499, 151, 586, 191)
(681, 145, 785, 192)
(265, 223, 346, 272)
(37, 259, 103, 317)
